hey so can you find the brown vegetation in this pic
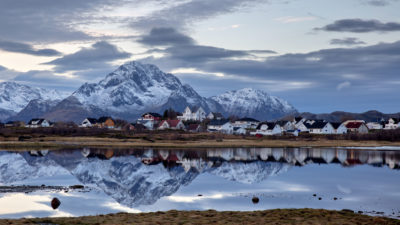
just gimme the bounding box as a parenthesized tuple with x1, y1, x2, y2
(1, 209, 399, 225)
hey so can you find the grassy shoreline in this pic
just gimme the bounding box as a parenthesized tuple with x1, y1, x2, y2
(1, 209, 399, 225)
(1, 136, 400, 150)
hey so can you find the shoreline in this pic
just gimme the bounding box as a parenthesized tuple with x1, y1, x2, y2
(1, 137, 400, 150)
(1, 209, 399, 225)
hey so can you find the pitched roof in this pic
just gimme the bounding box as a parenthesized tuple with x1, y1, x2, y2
(209, 112, 223, 118)
(142, 112, 162, 118)
(330, 122, 343, 129)
(276, 121, 290, 126)
(188, 124, 200, 131)
(294, 117, 303, 123)
(305, 121, 329, 129)
(160, 119, 182, 128)
(346, 122, 365, 129)
(28, 118, 46, 125)
(237, 117, 259, 122)
(85, 118, 98, 124)
(209, 119, 230, 126)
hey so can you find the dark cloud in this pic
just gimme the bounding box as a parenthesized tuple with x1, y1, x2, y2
(43, 41, 131, 75)
(0, 40, 61, 56)
(131, 0, 267, 30)
(13, 70, 82, 91)
(316, 19, 400, 33)
(361, 0, 399, 6)
(329, 37, 366, 46)
(138, 27, 195, 46)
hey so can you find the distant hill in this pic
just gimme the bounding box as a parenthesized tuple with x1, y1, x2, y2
(282, 110, 400, 122)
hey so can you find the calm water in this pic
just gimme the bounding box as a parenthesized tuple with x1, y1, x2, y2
(0, 147, 399, 219)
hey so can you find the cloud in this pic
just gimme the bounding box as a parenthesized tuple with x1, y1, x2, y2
(337, 81, 351, 90)
(361, 0, 399, 6)
(138, 27, 195, 46)
(316, 19, 400, 33)
(330, 37, 366, 46)
(0, 40, 61, 56)
(274, 16, 316, 23)
(13, 70, 82, 91)
(131, 0, 268, 30)
(43, 41, 131, 75)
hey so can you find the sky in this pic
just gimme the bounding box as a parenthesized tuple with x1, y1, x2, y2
(0, 0, 399, 113)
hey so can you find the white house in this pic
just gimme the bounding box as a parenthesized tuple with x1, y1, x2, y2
(305, 122, 335, 134)
(207, 119, 233, 134)
(331, 122, 347, 134)
(295, 121, 309, 132)
(233, 127, 247, 135)
(178, 106, 207, 121)
(384, 118, 400, 130)
(80, 118, 98, 127)
(207, 112, 223, 120)
(366, 122, 384, 130)
(346, 122, 369, 133)
(158, 120, 185, 130)
(251, 122, 282, 136)
(26, 118, 50, 128)
(276, 121, 295, 132)
(233, 118, 260, 129)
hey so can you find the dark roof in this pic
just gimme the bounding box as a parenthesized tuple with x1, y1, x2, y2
(305, 121, 329, 129)
(210, 112, 223, 118)
(237, 117, 259, 122)
(346, 122, 365, 129)
(233, 127, 244, 131)
(276, 121, 290, 126)
(98, 116, 113, 123)
(208, 119, 230, 126)
(188, 124, 200, 131)
(142, 112, 162, 118)
(27, 118, 46, 125)
(390, 118, 400, 123)
(85, 118, 98, 124)
(330, 122, 343, 129)
(294, 117, 303, 122)
(256, 122, 277, 130)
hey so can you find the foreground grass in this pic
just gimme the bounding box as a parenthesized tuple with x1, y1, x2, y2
(1, 209, 399, 225)
(1, 136, 400, 150)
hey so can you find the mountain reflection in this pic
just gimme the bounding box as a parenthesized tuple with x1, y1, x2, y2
(0, 147, 399, 208)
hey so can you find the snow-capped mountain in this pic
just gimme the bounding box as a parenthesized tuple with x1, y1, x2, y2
(210, 88, 297, 120)
(0, 82, 65, 121)
(5, 62, 297, 122)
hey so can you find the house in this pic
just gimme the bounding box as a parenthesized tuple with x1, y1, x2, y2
(305, 122, 335, 134)
(178, 106, 206, 121)
(140, 112, 162, 121)
(187, 124, 202, 132)
(233, 127, 247, 135)
(285, 129, 299, 136)
(233, 117, 260, 129)
(331, 122, 347, 134)
(295, 120, 309, 132)
(158, 120, 185, 130)
(345, 122, 369, 133)
(139, 120, 155, 130)
(251, 122, 282, 136)
(207, 119, 233, 134)
(207, 112, 224, 120)
(276, 120, 295, 131)
(26, 118, 50, 128)
(80, 118, 98, 127)
(97, 117, 115, 129)
(384, 118, 400, 130)
(366, 122, 384, 130)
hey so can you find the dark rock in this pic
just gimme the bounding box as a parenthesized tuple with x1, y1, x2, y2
(333, 197, 338, 200)
(197, 194, 203, 197)
(358, 211, 363, 214)
(51, 198, 61, 210)
(318, 197, 322, 200)
(342, 209, 354, 213)
(69, 185, 84, 189)
(252, 197, 259, 204)
(312, 194, 317, 197)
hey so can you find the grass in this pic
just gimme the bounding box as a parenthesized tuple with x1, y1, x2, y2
(1, 209, 399, 225)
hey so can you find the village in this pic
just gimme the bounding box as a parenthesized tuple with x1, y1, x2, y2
(2, 106, 400, 136)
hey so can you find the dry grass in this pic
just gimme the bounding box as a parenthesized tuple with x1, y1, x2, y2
(1, 209, 399, 225)
(1, 136, 400, 150)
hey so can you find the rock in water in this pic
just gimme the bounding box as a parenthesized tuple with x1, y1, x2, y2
(252, 196, 260, 204)
(51, 197, 61, 209)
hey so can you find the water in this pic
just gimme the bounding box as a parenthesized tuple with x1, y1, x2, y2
(0, 147, 399, 219)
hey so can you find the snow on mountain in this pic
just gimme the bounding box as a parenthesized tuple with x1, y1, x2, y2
(208, 161, 291, 184)
(0, 82, 66, 121)
(210, 88, 297, 120)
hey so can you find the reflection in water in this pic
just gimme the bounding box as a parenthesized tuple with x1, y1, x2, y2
(0, 147, 399, 218)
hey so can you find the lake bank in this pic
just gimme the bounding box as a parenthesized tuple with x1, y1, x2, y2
(1, 136, 400, 150)
(1, 209, 399, 225)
